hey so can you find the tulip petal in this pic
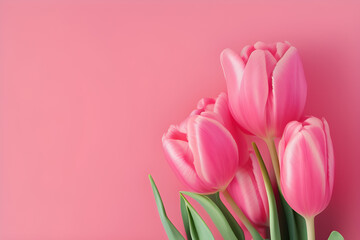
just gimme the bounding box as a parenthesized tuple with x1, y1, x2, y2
(187, 116, 239, 190)
(164, 125, 187, 141)
(199, 111, 223, 124)
(240, 50, 277, 136)
(272, 47, 307, 137)
(322, 118, 335, 207)
(274, 42, 291, 60)
(213, 93, 232, 128)
(213, 93, 249, 166)
(240, 45, 255, 63)
(283, 121, 302, 144)
(162, 131, 211, 193)
(197, 97, 223, 125)
(303, 116, 323, 128)
(197, 98, 215, 110)
(227, 153, 269, 227)
(220, 49, 245, 125)
(221, 49, 254, 136)
(280, 133, 309, 216)
(254, 41, 276, 55)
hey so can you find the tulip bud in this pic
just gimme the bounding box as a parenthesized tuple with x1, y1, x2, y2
(226, 151, 269, 228)
(162, 93, 246, 193)
(220, 41, 307, 138)
(278, 117, 334, 217)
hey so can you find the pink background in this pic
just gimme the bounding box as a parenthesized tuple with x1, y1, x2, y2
(1, 1, 359, 239)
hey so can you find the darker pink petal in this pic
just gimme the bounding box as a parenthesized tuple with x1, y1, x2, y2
(227, 152, 269, 227)
(187, 115, 239, 190)
(272, 47, 307, 137)
(162, 136, 211, 193)
(240, 45, 255, 63)
(274, 42, 291, 60)
(239, 50, 276, 137)
(220, 49, 245, 127)
(254, 41, 276, 55)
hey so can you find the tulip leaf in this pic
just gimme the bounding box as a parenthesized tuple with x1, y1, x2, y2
(180, 194, 214, 240)
(181, 191, 241, 240)
(180, 196, 192, 240)
(280, 193, 299, 240)
(253, 142, 281, 240)
(149, 175, 185, 240)
(187, 207, 199, 239)
(207, 192, 245, 240)
(294, 211, 307, 240)
(328, 231, 344, 240)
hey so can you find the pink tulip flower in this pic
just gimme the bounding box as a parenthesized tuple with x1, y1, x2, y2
(278, 117, 334, 218)
(226, 151, 269, 228)
(220, 41, 307, 138)
(162, 93, 246, 193)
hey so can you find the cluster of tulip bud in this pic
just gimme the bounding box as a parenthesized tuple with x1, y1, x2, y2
(150, 42, 341, 240)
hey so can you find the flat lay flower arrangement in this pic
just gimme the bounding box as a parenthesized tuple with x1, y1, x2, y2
(149, 42, 343, 240)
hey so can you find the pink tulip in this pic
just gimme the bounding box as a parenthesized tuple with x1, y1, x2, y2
(226, 151, 269, 228)
(278, 117, 334, 218)
(220, 41, 307, 138)
(162, 93, 246, 193)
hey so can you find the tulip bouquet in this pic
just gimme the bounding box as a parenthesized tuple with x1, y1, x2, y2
(149, 42, 343, 240)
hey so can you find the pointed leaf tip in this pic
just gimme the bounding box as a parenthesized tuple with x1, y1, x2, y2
(149, 175, 185, 240)
(328, 231, 344, 240)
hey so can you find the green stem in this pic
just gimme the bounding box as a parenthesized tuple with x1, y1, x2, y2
(305, 216, 315, 240)
(222, 190, 263, 240)
(264, 138, 281, 187)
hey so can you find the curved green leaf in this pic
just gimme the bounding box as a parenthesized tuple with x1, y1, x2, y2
(328, 231, 344, 240)
(181, 194, 214, 240)
(180, 196, 192, 240)
(149, 175, 185, 240)
(253, 142, 281, 240)
(181, 191, 241, 240)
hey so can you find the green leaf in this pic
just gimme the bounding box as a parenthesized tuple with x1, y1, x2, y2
(187, 207, 199, 239)
(328, 231, 344, 240)
(207, 193, 245, 240)
(181, 191, 241, 240)
(181, 194, 214, 240)
(149, 175, 185, 240)
(280, 193, 299, 240)
(180, 196, 192, 240)
(252, 142, 281, 240)
(294, 211, 307, 240)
